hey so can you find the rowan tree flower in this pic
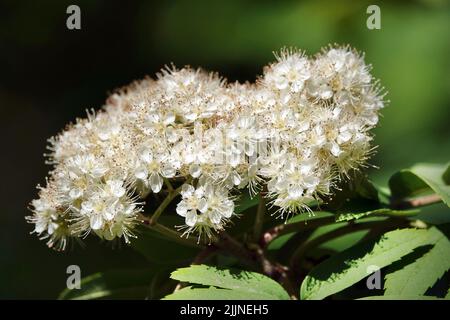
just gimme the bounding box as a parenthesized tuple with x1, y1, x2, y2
(27, 45, 385, 249)
(176, 183, 235, 240)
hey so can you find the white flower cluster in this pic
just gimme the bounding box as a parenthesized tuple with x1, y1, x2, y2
(27, 46, 384, 249)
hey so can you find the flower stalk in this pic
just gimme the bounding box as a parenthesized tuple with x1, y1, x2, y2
(253, 192, 266, 241)
(148, 185, 182, 226)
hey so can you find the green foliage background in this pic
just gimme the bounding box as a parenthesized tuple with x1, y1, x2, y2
(0, 0, 449, 298)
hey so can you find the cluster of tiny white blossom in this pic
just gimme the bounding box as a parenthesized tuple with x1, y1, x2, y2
(27, 46, 384, 250)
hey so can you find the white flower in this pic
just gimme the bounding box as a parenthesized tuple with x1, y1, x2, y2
(104, 179, 127, 198)
(27, 45, 385, 248)
(139, 110, 175, 136)
(134, 147, 178, 193)
(264, 50, 311, 93)
(267, 157, 321, 216)
(176, 184, 208, 227)
(72, 185, 140, 242)
(176, 183, 235, 240)
(27, 193, 70, 251)
(227, 116, 262, 157)
(29, 199, 59, 234)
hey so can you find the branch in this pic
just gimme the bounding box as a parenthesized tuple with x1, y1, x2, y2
(253, 192, 266, 241)
(148, 185, 182, 225)
(214, 232, 258, 269)
(140, 215, 203, 248)
(390, 193, 442, 209)
(164, 178, 174, 193)
(249, 244, 298, 299)
(192, 246, 218, 265)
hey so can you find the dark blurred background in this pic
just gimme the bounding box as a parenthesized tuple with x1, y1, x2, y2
(0, 0, 449, 299)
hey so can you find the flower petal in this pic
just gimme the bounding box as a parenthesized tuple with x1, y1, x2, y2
(150, 173, 163, 193)
(176, 200, 188, 217)
(90, 215, 104, 230)
(185, 210, 198, 227)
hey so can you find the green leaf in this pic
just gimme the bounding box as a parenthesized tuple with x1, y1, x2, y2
(300, 228, 441, 300)
(305, 217, 388, 254)
(389, 163, 450, 207)
(316, 228, 369, 253)
(384, 227, 450, 295)
(358, 295, 443, 300)
(443, 165, 450, 185)
(164, 265, 289, 300)
(59, 269, 155, 300)
(336, 208, 419, 222)
(268, 213, 383, 257)
(267, 211, 334, 251)
(288, 211, 334, 224)
(414, 203, 450, 225)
